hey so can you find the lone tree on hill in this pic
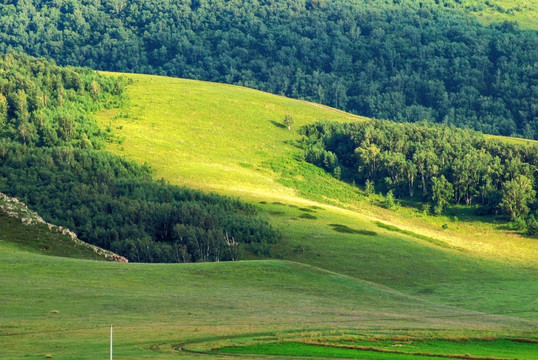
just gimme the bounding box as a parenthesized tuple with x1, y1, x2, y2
(284, 114, 294, 130)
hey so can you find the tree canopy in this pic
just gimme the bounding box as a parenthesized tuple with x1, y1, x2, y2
(300, 120, 538, 227)
(0, 0, 536, 138)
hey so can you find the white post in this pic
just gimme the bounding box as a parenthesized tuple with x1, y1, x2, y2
(110, 325, 113, 360)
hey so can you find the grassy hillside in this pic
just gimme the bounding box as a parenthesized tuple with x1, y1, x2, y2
(0, 244, 534, 360)
(2, 72, 537, 359)
(96, 73, 537, 316)
(4, 0, 538, 139)
(456, 0, 538, 30)
(0, 193, 119, 261)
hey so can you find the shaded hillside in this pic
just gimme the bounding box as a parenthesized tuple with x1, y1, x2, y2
(0, 53, 279, 263)
(0, 192, 125, 261)
(1, 0, 537, 137)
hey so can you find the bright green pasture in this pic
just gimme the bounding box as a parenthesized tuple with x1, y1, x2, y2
(216, 339, 538, 360)
(457, 0, 538, 30)
(258, 201, 538, 318)
(96, 73, 537, 265)
(97, 72, 365, 200)
(5, 243, 525, 360)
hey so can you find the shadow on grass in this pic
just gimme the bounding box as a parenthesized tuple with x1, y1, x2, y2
(270, 120, 286, 129)
(329, 223, 377, 236)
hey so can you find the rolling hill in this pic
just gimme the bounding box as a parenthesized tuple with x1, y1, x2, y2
(2, 0, 537, 138)
(96, 73, 538, 314)
(3, 245, 533, 360)
(1, 72, 536, 359)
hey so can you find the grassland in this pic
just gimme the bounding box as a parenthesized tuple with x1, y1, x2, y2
(0, 195, 109, 261)
(457, 0, 538, 30)
(0, 243, 535, 359)
(216, 340, 538, 360)
(1, 73, 536, 359)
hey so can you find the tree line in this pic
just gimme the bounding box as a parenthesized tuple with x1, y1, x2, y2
(300, 120, 538, 233)
(0, 0, 536, 138)
(0, 52, 279, 262)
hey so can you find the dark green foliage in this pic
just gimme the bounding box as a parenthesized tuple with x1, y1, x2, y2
(431, 175, 454, 215)
(1, 1, 537, 138)
(0, 54, 279, 263)
(284, 114, 294, 131)
(298, 213, 317, 220)
(526, 215, 538, 236)
(383, 190, 397, 210)
(301, 120, 538, 224)
(499, 175, 536, 221)
(0, 52, 126, 149)
(0, 142, 278, 263)
(365, 180, 375, 196)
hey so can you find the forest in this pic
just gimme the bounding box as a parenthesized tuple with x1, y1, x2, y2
(0, 0, 536, 138)
(300, 120, 538, 233)
(0, 52, 279, 262)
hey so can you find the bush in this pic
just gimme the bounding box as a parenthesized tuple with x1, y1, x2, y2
(526, 215, 538, 236)
(383, 190, 397, 210)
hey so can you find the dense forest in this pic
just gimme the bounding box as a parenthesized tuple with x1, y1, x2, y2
(0, 52, 279, 262)
(300, 120, 538, 233)
(1, 0, 536, 138)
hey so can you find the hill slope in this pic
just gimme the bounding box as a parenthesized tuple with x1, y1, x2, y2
(0, 192, 124, 261)
(0, 246, 534, 359)
(454, 0, 538, 30)
(1, 72, 536, 359)
(97, 73, 538, 318)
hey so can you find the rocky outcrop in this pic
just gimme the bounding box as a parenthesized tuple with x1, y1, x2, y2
(0, 193, 128, 263)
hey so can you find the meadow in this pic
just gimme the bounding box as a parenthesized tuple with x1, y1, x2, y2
(457, 0, 538, 30)
(0, 242, 535, 359)
(96, 73, 537, 311)
(0, 73, 535, 359)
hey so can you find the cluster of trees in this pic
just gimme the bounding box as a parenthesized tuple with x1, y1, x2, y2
(0, 52, 126, 149)
(300, 120, 538, 232)
(0, 0, 536, 138)
(0, 53, 279, 262)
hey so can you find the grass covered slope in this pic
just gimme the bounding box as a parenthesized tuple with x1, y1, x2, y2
(97, 73, 537, 318)
(0, 244, 534, 360)
(98, 72, 365, 199)
(1, 72, 536, 359)
(455, 0, 538, 30)
(0, 193, 120, 261)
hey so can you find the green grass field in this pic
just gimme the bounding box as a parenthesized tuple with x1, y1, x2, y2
(216, 340, 538, 360)
(96, 73, 537, 308)
(456, 0, 538, 30)
(1, 243, 535, 359)
(1, 73, 536, 359)
(0, 195, 109, 261)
